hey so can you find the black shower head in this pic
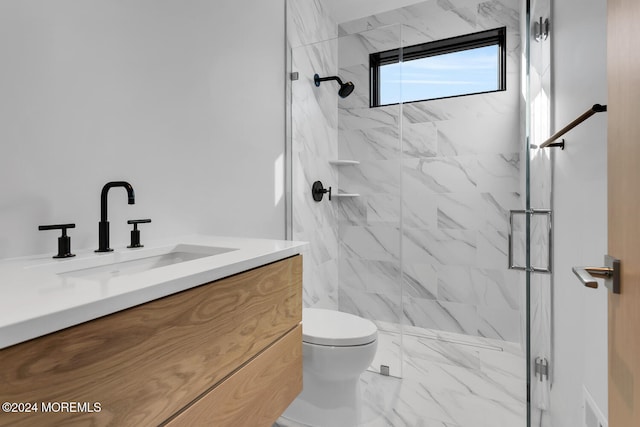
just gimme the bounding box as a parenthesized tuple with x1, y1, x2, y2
(314, 74, 355, 98)
(338, 81, 355, 98)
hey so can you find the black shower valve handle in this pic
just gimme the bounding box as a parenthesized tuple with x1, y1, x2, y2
(312, 181, 332, 202)
(38, 223, 76, 259)
(127, 219, 151, 248)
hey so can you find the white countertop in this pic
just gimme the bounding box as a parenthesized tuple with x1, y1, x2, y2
(0, 235, 307, 349)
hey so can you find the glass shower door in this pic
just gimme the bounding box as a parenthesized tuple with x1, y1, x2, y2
(287, 22, 405, 381)
(526, 0, 553, 425)
(335, 25, 404, 381)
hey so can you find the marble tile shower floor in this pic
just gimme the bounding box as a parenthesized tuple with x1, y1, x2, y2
(274, 328, 526, 427)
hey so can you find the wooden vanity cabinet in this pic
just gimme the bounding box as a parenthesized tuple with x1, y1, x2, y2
(0, 255, 302, 427)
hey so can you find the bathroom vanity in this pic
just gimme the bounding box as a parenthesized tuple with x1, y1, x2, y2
(0, 236, 305, 426)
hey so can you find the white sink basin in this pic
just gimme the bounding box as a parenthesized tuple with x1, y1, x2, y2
(28, 244, 237, 284)
(60, 245, 235, 282)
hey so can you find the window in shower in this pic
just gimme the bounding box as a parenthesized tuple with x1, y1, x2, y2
(369, 27, 507, 107)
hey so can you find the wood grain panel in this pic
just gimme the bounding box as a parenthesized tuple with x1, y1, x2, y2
(607, 0, 640, 425)
(0, 255, 302, 427)
(167, 325, 302, 427)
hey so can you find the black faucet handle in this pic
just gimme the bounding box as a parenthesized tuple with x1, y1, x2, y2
(38, 223, 76, 258)
(38, 223, 76, 232)
(127, 219, 151, 226)
(127, 219, 151, 248)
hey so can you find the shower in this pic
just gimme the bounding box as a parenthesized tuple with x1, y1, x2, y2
(285, 0, 548, 424)
(313, 73, 355, 98)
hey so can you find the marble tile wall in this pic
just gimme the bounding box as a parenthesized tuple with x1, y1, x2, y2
(337, 0, 524, 343)
(287, 0, 340, 309)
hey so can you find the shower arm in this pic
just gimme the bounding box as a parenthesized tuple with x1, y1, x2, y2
(314, 75, 345, 85)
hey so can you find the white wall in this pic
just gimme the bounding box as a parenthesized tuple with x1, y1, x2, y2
(551, 0, 608, 424)
(0, 0, 285, 259)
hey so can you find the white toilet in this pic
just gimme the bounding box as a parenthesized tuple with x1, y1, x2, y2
(283, 308, 378, 427)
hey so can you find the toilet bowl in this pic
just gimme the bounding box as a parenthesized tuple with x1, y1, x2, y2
(283, 308, 378, 427)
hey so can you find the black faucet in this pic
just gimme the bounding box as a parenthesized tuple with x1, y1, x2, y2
(96, 181, 135, 252)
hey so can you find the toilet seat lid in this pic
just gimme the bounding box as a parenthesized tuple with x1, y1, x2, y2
(302, 308, 378, 346)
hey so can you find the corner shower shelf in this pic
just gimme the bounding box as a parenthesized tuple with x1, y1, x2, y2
(332, 193, 360, 198)
(329, 160, 360, 166)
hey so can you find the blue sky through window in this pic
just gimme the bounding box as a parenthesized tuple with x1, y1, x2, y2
(379, 45, 500, 105)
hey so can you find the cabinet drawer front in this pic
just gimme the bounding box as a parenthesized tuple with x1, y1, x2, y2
(0, 255, 302, 427)
(167, 324, 302, 427)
